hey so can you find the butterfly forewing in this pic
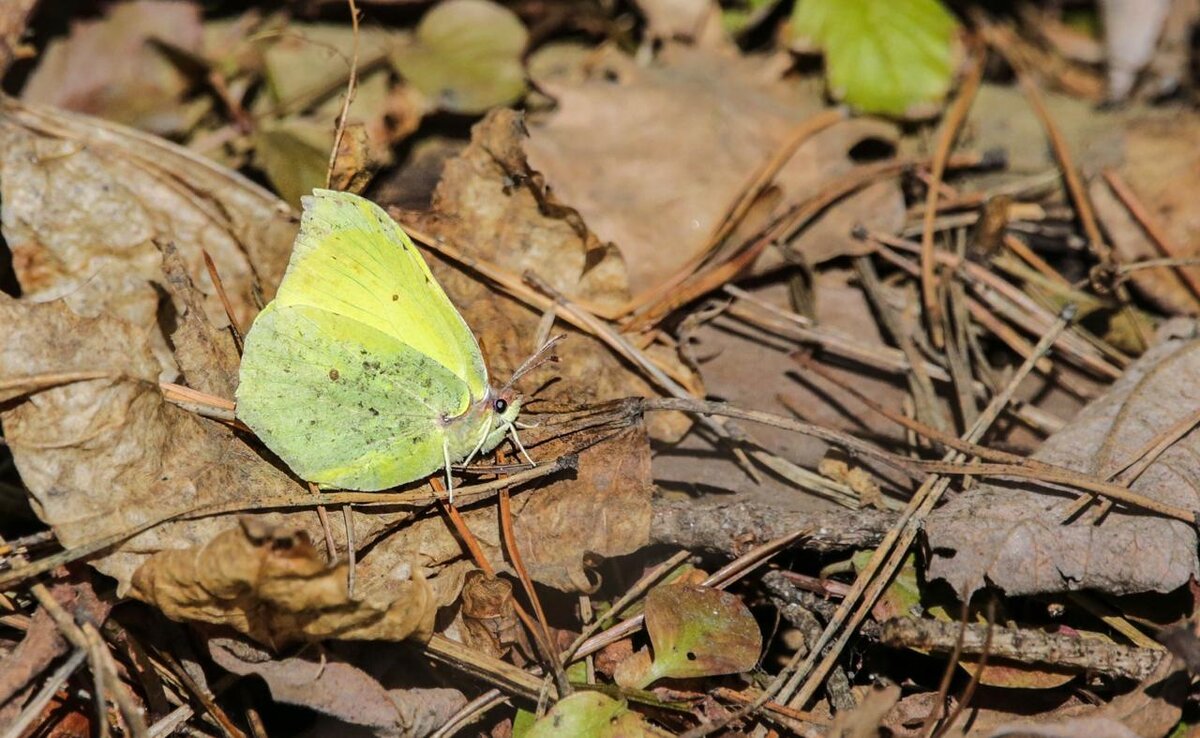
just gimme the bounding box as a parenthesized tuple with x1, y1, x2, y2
(274, 189, 489, 398)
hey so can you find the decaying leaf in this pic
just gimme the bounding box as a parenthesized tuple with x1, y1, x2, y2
(509, 424, 655, 592)
(1092, 113, 1200, 316)
(404, 107, 693, 441)
(926, 333, 1200, 597)
(524, 44, 902, 295)
(131, 518, 435, 645)
(524, 692, 655, 738)
(390, 0, 528, 114)
(209, 636, 466, 737)
(614, 583, 761, 689)
(0, 97, 296, 339)
(20, 0, 205, 136)
(459, 570, 526, 660)
(828, 685, 900, 738)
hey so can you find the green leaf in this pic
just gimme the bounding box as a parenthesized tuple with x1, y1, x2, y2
(391, 0, 528, 114)
(791, 0, 959, 118)
(525, 693, 655, 738)
(615, 584, 761, 689)
(252, 118, 330, 207)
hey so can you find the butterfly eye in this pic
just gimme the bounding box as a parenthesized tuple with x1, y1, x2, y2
(493, 398, 508, 414)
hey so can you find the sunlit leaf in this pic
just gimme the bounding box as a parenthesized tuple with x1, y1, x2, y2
(791, 0, 959, 117)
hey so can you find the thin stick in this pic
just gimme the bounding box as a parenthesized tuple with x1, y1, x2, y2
(0, 460, 573, 590)
(679, 307, 1075, 738)
(935, 603, 995, 738)
(325, 0, 360, 188)
(919, 601, 971, 738)
(920, 50, 985, 347)
(622, 109, 846, 316)
(308, 481, 339, 562)
(1112, 405, 1200, 486)
(499, 487, 571, 696)
(433, 479, 570, 698)
(201, 249, 244, 351)
(1, 649, 88, 738)
(342, 504, 356, 598)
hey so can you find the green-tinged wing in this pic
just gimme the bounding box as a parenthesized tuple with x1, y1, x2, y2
(274, 189, 488, 398)
(237, 303, 475, 490)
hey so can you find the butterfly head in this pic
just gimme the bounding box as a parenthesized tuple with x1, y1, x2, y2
(474, 386, 521, 457)
(490, 387, 522, 427)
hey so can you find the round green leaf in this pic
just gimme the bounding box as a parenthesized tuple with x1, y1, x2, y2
(391, 0, 528, 114)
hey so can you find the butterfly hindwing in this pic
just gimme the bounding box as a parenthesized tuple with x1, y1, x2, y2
(273, 189, 488, 398)
(237, 302, 472, 490)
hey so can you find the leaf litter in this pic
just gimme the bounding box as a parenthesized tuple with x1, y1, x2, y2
(3, 2, 1200, 737)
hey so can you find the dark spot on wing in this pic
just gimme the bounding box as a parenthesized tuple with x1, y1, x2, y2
(329, 369, 340, 381)
(369, 407, 379, 416)
(392, 294, 399, 301)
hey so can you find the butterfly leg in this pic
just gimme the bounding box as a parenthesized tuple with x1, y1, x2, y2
(460, 421, 491, 472)
(508, 424, 535, 466)
(442, 438, 455, 505)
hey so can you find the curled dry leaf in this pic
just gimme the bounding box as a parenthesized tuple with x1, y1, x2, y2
(525, 45, 903, 294)
(131, 518, 435, 645)
(403, 107, 693, 441)
(459, 570, 526, 660)
(209, 636, 466, 737)
(0, 97, 296, 343)
(926, 333, 1200, 597)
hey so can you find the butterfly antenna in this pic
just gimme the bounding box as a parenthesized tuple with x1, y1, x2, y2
(503, 334, 566, 391)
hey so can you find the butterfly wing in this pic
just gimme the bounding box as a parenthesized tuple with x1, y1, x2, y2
(272, 188, 488, 398)
(237, 303, 473, 490)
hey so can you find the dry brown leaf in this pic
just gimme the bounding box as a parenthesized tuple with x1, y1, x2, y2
(524, 45, 901, 294)
(983, 654, 1186, 738)
(0, 292, 307, 591)
(927, 333, 1200, 598)
(632, 0, 727, 46)
(20, 0, 205, 136)
(0, 0, 37, 76)
(0, 97, 296, 350)
(131, 518, 436, 645)
(510, 424, 654, 591)
(1092, 114, 1200, 316)
(209, 636, 466, 737)
(459, 570, 525, 660)
(404, 108, 692, 441)
(655, 277, 914, 509)
(829, 685, 901, 738)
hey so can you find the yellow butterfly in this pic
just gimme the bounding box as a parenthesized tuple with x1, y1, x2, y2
(236, 189, 523, 497)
